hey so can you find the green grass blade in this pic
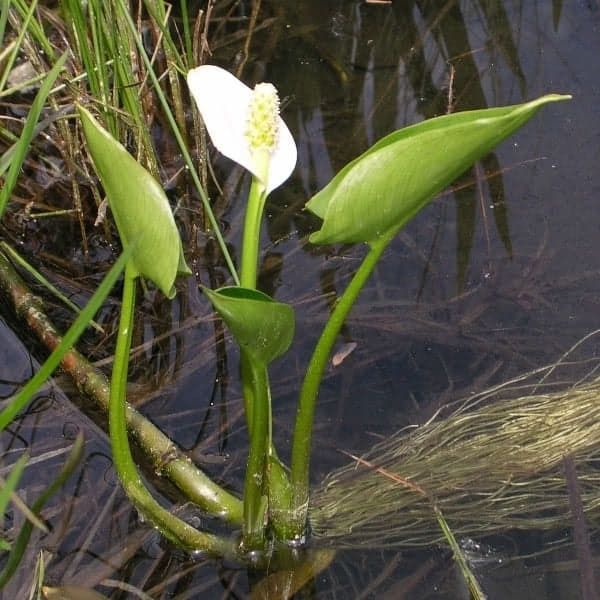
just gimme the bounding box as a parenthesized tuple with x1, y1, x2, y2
(0, 453, 28, 523)
(0, 242, 104, 333)
(179, 0, 193, 65)
(0, 434, 84, 588)
(142, 0, 188, 134)
(62, 0, 100, 97)
(0, 0, 38, 93)
(142, 0, 185, 71)
(0, 247, 132, 432)
(110, 9, 160, 176)
(0, 51, 67, 219)
(10, 0, 55, 60)
(0, 0, 10, 52)
(88, 2, 112, 130)
(62, 0, 116, 133)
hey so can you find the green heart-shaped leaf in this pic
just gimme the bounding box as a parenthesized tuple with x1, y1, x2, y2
(307, 94, 570, 245)
(78, 105, 190, 297)
(203, 286, 294, 365)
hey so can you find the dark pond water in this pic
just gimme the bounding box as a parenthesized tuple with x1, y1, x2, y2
(2, 1, 600, 598)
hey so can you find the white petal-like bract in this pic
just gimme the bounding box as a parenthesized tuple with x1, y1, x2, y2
(187, 65, 297, 194)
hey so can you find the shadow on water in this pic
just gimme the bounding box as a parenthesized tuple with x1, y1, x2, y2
(2, 0, 600, 597)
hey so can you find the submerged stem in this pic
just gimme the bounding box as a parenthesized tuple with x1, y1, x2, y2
(288, 235, 391, 538)
(110, 267, 235, 556)
(238, 173, 291, 547)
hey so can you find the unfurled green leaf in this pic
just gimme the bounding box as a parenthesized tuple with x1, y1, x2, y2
(307, 94, 571, 245)
(203, 287, 294, 365)
(77, 105, 190, 297)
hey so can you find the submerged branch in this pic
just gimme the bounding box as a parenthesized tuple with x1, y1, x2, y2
(0, 249, 243, 526)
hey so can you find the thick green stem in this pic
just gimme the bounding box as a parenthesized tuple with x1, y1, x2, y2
(240, 350, 255, 433)
(242, 360, 270, 549)
(237, 174, 293, 546)
(288, 236, 391, 538)
(238, 174, 288, 547)
(239, 177, 266, 433)
(110, 267, 235, 556)
(240, 177, 267, 289)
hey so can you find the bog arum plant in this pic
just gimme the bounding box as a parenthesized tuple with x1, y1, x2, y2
(69, 64, 569, 587)
(188, 66, 298, 548)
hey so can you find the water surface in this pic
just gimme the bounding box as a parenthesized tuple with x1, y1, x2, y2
(2, 1, 600, 598)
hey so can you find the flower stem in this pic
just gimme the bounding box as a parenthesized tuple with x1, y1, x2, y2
(240, 177, 267, 289)
(110, 266, 235, 556)
(239, 176, 267, 436)
(238, 174, 291, 547)
(288, 235, 391, 538)
(242, 360, 270, 549)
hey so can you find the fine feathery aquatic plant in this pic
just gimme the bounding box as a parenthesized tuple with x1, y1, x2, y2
(71, 57, 570, 573)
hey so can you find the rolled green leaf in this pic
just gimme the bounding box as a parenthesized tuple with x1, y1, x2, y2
(203, 286, 295, 365)
(77, 105, 190, 297)
(307, 94, 571, 245)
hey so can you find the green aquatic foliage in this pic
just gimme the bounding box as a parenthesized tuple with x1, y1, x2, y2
(77, 105, 191, 298)
(203, 286, 295, 366)
(307, 94, 571, 245)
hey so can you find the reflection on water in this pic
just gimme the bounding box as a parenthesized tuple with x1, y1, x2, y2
(2, 0, 600, 597)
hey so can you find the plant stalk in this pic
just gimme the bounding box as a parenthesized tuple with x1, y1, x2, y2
(242, 360, 270, 549)
(288, 235, 391, 538)
(109, 267, 236, 556)
(238, 174, 287, 548)
(240, 177, 267, 289)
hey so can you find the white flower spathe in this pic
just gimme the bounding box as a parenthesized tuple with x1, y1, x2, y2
(187, 65, 297, 194)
